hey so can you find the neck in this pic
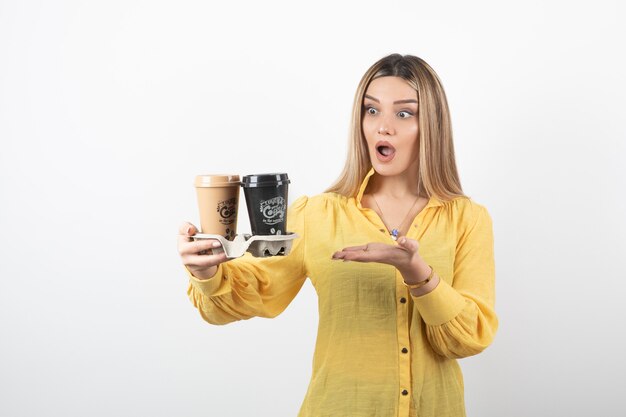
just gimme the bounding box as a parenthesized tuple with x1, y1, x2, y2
(365, 167, 424, 241)
(367, 170, 420, 199)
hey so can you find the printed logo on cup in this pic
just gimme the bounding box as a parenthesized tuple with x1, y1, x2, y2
(217, 197, 237, 225)
(259, 196, 285, 226)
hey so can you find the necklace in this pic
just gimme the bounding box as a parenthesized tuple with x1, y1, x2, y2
(371, 186, 421, 241)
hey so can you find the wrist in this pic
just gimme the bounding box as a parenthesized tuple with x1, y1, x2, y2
(398, 255, 431, 285)
(409, 273, 440, 297)
(190, 265, 218, 281)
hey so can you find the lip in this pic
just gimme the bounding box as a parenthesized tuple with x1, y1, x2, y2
(375, 141, 396, 163)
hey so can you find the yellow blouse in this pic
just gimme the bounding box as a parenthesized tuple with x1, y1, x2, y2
(187, 169, 498, 417)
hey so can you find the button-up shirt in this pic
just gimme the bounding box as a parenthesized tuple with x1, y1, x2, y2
(188, 168, 498, 416)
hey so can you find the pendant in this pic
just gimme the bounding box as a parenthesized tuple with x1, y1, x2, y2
(391, 229, 399, 241)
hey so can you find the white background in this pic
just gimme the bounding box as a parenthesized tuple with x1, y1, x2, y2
(1, 1, 625, 416)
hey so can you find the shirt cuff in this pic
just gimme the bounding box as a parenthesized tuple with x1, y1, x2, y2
(187, 264, 225, 296)
(412, 277, 467, 326)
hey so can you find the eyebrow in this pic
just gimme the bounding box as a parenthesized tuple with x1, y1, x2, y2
(364, 94, 418, 104)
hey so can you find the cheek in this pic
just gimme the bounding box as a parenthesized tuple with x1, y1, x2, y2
(408, 123, 419, 144)
(401, 127, 420, 155)
(361, 117, 373, 132)
(361, 118, 376, 144)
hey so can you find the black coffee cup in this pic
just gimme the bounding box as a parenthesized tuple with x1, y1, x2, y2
(241, 173, 290, 235)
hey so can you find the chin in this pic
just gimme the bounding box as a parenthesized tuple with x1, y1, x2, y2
(371, 160, 406, 177)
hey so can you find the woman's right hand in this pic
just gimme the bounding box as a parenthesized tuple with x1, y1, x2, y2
(178, 222, 229, 280)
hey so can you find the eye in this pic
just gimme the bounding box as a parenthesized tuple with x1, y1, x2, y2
(365, 106, 378, 115)
(398, 111, 414, 119)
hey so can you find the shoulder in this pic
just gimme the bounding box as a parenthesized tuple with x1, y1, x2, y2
(286, 193, 348, 233)
(287, 193, 352, 225)
(441, 197, 493, 240)
(290, 192, 348, 211)
(438, 196, 492, 227)
(441, 196, 489, 214)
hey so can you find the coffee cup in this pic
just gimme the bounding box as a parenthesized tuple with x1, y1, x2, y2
(241, 173, 290, 236)
(194, 174, 240, 240)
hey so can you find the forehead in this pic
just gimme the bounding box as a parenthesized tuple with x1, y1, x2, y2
(364, 76, 417, 100)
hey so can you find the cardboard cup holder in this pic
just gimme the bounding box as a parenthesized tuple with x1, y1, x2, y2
(192, 233, 298, 259)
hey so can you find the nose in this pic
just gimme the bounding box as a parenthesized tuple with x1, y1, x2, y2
(377, 117, 395, 136)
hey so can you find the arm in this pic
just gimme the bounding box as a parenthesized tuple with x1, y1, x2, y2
(330, 201, 498, 358)
(186, 196, 309, 325)
(412, 203, 498, 359)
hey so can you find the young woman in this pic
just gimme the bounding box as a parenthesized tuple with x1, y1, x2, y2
(177, 53, 498, 417)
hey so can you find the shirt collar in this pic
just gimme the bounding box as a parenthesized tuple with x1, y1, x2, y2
(356, 167, 444, 209)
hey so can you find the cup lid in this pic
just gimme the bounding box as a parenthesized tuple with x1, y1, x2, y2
(194, 174, 241, 187)
(241, 173, 290, 187)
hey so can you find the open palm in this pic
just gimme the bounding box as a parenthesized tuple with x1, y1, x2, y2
(331, 237, 420, 271)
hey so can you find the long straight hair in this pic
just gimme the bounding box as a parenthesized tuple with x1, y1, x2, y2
(325, 54, 464, 200)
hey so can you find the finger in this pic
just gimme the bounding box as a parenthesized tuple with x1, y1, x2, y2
(184, 251, 229, 268)
(179, 222, 199, 236)
(337, 250, 378, 263)
(332, 243, 381, 260)
(397, 237, 418, 253)
(179, 238, 222, 256)
(331, 251, 346, 260)
(339, 244, 369, 252)
(331, 246, 368, 259)
(341, 253, 372, 263)
(331, 249, 351, 260)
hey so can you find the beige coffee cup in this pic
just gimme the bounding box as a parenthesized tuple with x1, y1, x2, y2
(194, 175, 241, 240)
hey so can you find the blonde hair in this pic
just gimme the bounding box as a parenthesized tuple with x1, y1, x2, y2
(325, 54, 465, 201)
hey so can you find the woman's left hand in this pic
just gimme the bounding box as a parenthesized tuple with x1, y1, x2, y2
(331, 237, 419, 271)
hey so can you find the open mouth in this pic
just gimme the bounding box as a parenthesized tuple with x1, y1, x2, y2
(375, 141, 396, 162)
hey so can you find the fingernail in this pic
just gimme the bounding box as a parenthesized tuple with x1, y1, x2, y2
(186, 226, 192, 235)
(212, 241, 221, 248)
(399, 237, 406, 244)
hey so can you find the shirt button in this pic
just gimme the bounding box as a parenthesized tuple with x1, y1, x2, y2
(400, 297, 407, 304)
(402, 389, 409, 396)
(401, 347, 408, 354)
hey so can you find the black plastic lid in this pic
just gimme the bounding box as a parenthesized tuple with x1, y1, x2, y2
(241, 173, 290, 187)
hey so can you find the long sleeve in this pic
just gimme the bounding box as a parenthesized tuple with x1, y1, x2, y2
(184, 183, 497, 415)
(413, 201, 498, 359)
(186, 196, 309, 325)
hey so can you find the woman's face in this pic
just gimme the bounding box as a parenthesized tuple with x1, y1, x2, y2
(362, 76, 419, 178)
